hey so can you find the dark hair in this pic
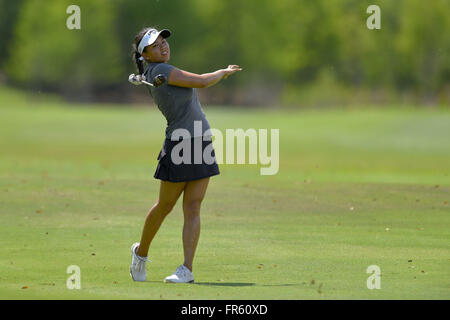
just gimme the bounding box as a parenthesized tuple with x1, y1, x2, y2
(131, 27, 155, 75)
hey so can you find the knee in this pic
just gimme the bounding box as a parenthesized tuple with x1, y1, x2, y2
(183, 199, 202, 216)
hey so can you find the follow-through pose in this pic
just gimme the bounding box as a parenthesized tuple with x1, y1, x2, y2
(129, 27, 241, 283)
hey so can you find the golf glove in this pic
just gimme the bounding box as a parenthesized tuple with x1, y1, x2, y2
(128, 74, 146, 85)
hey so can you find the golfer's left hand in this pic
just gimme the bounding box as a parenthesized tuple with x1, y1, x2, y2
(222, 65, 242, 79)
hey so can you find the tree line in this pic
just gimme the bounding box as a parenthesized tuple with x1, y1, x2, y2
(0, 0, 449, 106)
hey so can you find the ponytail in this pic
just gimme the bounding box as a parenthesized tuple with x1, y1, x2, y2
(132, 26, 155, 75)
(134, 50, 144, 75)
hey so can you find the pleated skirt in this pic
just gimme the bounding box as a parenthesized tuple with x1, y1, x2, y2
(154, 136, 220, 182)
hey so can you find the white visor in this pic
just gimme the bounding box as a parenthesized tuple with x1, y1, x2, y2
(138, 28, 171, 60)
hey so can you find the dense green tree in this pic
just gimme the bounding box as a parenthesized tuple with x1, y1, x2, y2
(0, 0, 24, 66)
(1, 0, 448, 104)
(394, 0, 450, 94)
(4, 0, 123, 97)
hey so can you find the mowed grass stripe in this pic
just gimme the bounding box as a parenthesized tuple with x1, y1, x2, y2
(0, 92, 449, 299)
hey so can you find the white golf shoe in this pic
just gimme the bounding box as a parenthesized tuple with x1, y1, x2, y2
(130, 242, 149, 282)
(164, 264, 194, 283)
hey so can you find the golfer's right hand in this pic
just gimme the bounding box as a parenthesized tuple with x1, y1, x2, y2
(222, 65, 242, 79)
(128, 73, 146, 85)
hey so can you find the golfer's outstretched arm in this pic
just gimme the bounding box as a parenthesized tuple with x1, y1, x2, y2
(168, 65, 242, 88)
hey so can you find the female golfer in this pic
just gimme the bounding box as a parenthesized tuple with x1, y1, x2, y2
(129, 27, 241, 283)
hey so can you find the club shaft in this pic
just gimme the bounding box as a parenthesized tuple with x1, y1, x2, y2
(141, 80, 154, 87)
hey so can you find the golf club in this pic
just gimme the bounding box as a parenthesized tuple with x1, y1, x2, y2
(129, 73, 167, 87)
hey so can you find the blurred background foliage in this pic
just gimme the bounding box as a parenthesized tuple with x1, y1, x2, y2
(0, 0, 448, 106)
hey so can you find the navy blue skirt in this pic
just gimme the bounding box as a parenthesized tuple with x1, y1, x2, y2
(154, 136, 220, 182)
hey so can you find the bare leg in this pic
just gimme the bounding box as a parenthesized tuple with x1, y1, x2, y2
(182, 177, 210, 272)
(137, 180, 186, 257)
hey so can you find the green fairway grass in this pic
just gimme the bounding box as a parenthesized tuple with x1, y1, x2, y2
(0, 86, 449, 299)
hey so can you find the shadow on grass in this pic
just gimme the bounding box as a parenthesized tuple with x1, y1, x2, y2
(144, 281, 254, 287)
(194, 282, 303, 287)
(146, 281, 303, 287)
(194, 282, 255, 287)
